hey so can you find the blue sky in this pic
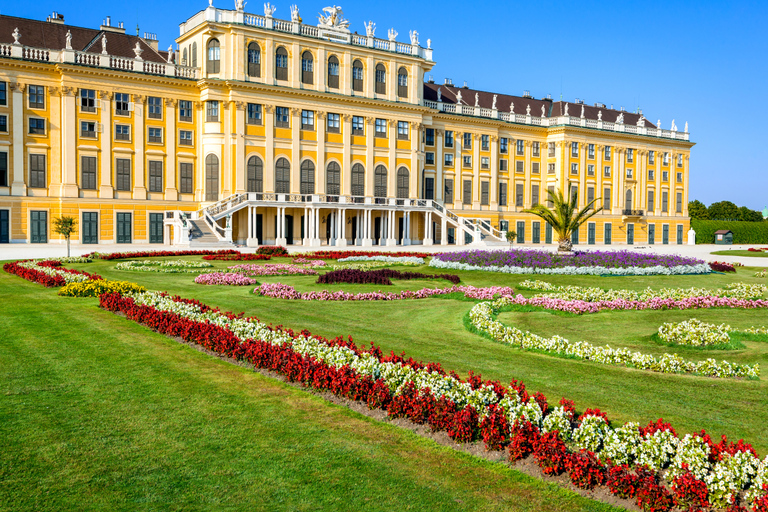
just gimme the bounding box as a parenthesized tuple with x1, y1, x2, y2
(3, 0, 766, 210)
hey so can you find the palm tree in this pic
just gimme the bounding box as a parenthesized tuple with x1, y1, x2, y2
(523, 185, 602, 252)
(53, 215, 78, 257)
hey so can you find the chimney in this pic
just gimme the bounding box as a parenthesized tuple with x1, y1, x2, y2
(444, 78, 452, 86)
(101, 15, 126, 33)
(462, 81, 468, 89)
(143, 32, 159, 51)
(46, 11, 65, 24)
(427, 75, 434, 84)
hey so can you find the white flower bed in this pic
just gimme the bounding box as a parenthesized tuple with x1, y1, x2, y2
(17, 260, 93, 284)
(115, 260, 214, 273)
(658, 319, 732, 347)
(338, 255, 425, 265)
(429, 258, 712, 276)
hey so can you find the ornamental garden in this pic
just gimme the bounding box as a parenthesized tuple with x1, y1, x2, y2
(4, 247, 768, 511)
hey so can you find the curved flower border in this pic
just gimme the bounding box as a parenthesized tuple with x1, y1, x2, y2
(430, 258, 712, 276)
(254, 282, 514, 301)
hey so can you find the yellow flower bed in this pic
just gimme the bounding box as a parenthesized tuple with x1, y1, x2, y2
(58, 280, 147, 297)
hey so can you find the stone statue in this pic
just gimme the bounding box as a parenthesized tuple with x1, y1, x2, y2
(657, 119, 661, 129)
(509, 101, 514, 114)
(101, 35, 108, 55)
(526, 104, 531, 115)
(474, 92, 479, 107)
(167, 45, 175, 63)
(290, 4, 300, 22)
(388, 28, 398, 41)
(455, 90, 462, 105)
(492, 94, 497, 110)
(427, 39, 431, 49)
(364, 21, 376, 37)
(671, 119, 677, 131)
(616, 113, 624, 124)
(264, 2, 276, 17)
(409, 30, 419, 46)
(637, 116, 645, 127)
(318, 6, 349, 30)
(133, 41, 143, 59)
(598, 110, 602, 121)
(436, 87, 441, 102)
(541, 104, 545, 117)
(235, 0, 245, 11)
(65, 30, 72, 50)
(684, 121, 688, 133)
(12, 27, 21, 45)
(580, 104, 585, 118)
(564, 103, 569, 117)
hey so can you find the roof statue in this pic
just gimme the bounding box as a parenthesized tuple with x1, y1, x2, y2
(234, 0, 245, 12)
(455, 90, 462, 105)
(492, 94, 497, 110)
(526, 104, 531, 115)
(264, 2, 277, 17)
(509, 101, 514, 114)
(541, 104, 545, 117)
(564, 103, 569, 117)
(65, 30, 72, 50)
(598, 110, 602, 120)
(364, 21, 375, 37)
(671, 119, 677, 131)
(12, 27, 20, 45)
(637, 115, 645, 127)
(616, 113, 624, 124)
(387, 28, 397, 41)
(409, 30, 419, 46)
(318, 6, 349, 30)
(209, 0, 213, 6)
(290, 4, 300, 22)
(474, 92, 479, 107)
(427, 39, 431, 49)
(684, 121, 688, 133)
(580, 104, 585, 118)
(167, 45, 175, 63)
(657, 119, 661, 129)
(436, 87, 441, 102)
(101, 34, 108, 55)
(133, 41, 143, 60)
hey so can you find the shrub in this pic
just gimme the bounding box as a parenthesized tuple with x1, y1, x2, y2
(256, 246, 289, 256)
(710, 262, 737, 272)
(691, 220, 768, 244)
(93, 249, 239, 260)
(58, 280, 147, 297)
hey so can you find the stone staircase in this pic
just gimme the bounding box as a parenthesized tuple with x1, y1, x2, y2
(188, 219, 236, 247)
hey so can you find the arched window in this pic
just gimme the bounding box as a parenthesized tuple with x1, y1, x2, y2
(247, 42, 261, 78)
(247, 155, 263, 193)
(191, 42, 198, 68)
(326, 162, 340, 196)
(275, 157, 290, 193)
(300, 160, 315, 194)
(275, 47, 288, 81)
(396, 167, 409, 198)
(207, 39, 220, 74)
(301, 51, 314, 85)
(625, 189, 632, 210)
(182, 48, 188, 66)
(327, 55, 340, 89)
(397, 67, 408, 98)
(205, 154, 219, 201)
(375, 63, 386, 94)
(352, 59, 364, 92)
(374, 165, 387, 198)
(351, 163, 365, 198)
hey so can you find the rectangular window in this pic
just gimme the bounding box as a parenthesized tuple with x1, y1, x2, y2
(516, 221, 525, 244)
(115, 93, 130, 116)
(516, 139, 524, 155)
(626, 168, 633, 179)
(531, 184, 539, 206)
(444, 153, 454, 167)
(445, 179, 454, 204)
(500, 137, 508, 154)
(648, 150, 655, 165)
(275, 107, 290, 128)
(0, 152, 7, 187)
(179, 162, 193, 194)
(499, 182, 507, 206)
(301, 110, 314, 130)
(515, 183, 524, 207)
(30, 210, 47, 243)
(0, 82, 6, 106)
(80, 89, 96, 112)
(604, 223, 612, 244)
(327, 113, 340, 133)
(425, 152, 435, 165)
(587, 186, 594, 208)
(604, 165, 611, 177)
(588, 222, 596, 245)
(351, 116, 364, 135)
(80, 156, 97, 190)
(532, 221, 541, 243)
(148, 127, 163, 143)
(462, 180, 472, 205)
(29, 118, 46, 135)
(116, 212, 132, 244)
(627, 148, 634, 163)
(80, 121, 96, 138)
(663, 224, 669, 244)
(571, 141, 578, 157)
(179, 100, 192, 122)
(570, 184, 579, 204)
(648, 169, 655, 180)
(148, 96, 163, 119)
(548, 163, 555, 174)
(532, 141, 540, 157)
(662, 171, 669, 182)
(29, 154, 46, 188)
(480, 181, 489, 205)
(463, 155, 472, 168)
(425, 128, 434, 146)
(481, 134, 489, 151)
(516, 161, 524, 173)
(206, 100, 219, 122)
(662, 191, 669, 212)
(548, 142, 555, 157)
(604, 146, 612, 161)
(179, 130, 193, 146)
(499, 159, 507, 171)
(0, 115, 6, 133)
(647, 190, 655, 211)
(375, 118, 387, 137)
(463, 133, 472, 149)
(677, 224, 684, 245)
(481, 157, 489, 169)
(547, 186, 554, 207)
(445, 130, 454, 148)
(115, 158, 131, 191)
(663, 152, 670, 165)
(571, 163, 578, 175)
(247, 103, 262, 125)
(676, 172, 683, 183)
(148, 161, 163, 192)
(115, 124, 130, 141)
(587, 164, 594, 176)
(603, 187, 611, 211)
(588, 143, 595, 159)
(677, 154, 683, 167)
(676, 192, 683, 213)
(28, 85, 45, 109)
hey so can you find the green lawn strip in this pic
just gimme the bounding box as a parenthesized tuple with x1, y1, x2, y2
(711, 250, 768, 258)
(0, 274, 622, 512)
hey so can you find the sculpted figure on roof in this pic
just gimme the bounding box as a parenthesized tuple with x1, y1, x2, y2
(474, 93, 479, 107)
(492, 94, 497, 110)
(564, 103, 569, 117)
(235, 0, 245, 12)
(318, 6, 349, 30)
(364, 21, 375, 37)
(409, 30, 419, 46)
(65, 30, 72, 50)
(436, 87, 441, 102)
(264, 3, 276, 17)
(455, 90, 462, 105)
(509, 101, 514, 114)
(616, 113, 624, 124)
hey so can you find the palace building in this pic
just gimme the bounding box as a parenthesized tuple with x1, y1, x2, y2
(0, 3, 694, 247)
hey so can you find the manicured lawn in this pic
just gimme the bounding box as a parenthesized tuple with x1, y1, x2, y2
(0, 272, 622, 511)
(711, 249, 768, 258)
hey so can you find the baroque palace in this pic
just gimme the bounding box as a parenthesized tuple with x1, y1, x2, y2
(0, 3, 693, 247)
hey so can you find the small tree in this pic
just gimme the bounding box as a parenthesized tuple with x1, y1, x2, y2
(523, 185, 602, 252)
(53, 215, 77, 257)
(505, 229, 517, 247)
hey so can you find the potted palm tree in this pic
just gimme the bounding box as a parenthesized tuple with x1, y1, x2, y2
(523, 185, 602, 252)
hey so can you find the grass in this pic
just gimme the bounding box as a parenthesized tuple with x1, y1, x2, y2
(711, 249, 768, 258)
(0, 272, 622, 512)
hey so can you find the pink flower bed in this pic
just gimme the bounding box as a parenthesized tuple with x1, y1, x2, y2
(505, 294, 768, 314)
(254, 282, 514, 301)
(228, 264, 319, 276)
(292, 258, 327, 267)
(194, 272, 259, 286)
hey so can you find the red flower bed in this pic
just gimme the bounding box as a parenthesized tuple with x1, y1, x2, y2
(566, 450, 606, 489)
(316, 268, 461, 286)
(91, 249, 240, 260)
(202, 253, 272, 261)
(709, 261, 737, 272)
(256, 246, 289, 256)
(293, 250, 432, 260)
(3, 260, 102, 287)
(748, 248, 768, 252)
(672, 469, 710, 512)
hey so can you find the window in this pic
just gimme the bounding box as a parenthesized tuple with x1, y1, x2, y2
(444, 179, 454, 204)
(648, 169, 655, 180)
(247, 42, 261, 78)
(532, 141, 540, 157)
(374, 165, 387, 197)
(676, 192, 683, 213)
(499, 182, 508, 206)
(116, 212, 131, 244)
(571, 141, 579, 157)
(351, 163, 365, 197)
(179, 162, 193, 194)
(444, 130, 454, 148)
(626, 168, 633, 179)
(604, 166, 611, 177)
(648, 150, 655, 165)
(327, 113, 340, 133)
(663, 152, 670, 165)
(326, 161, 340, 195)
(375, 63, 386, 94)
(603, 187, 611, 211)
(0, 115, 6, 133)
(499, 159, 507, 171)
(0, 82, 6, 106)
(148, 161, 163, 192)
(604, 222, 612, 245)
(30, 211, 48, 243)
(396, 167, 409, 198)
(587, 186, 594, 208)
(571, 184, 579, 204)
(480, 181, 489, 205)
(80, 89, 96, 112)
(625, 189, 632, 210)
(625, 148, 633, 163)
(327, 56, 340, 89)
(301, 110, 314, 130)
(481, 135, 489, 151)
(647, 190, 655, 211)
(352, 60, 364, 92)
(191, 42, 198, 68)
(425, 152, 435, 165)
(571, 163, 578, 175)
(275, 47, 288, 81)
(500, 137, 508, 154)
(481, 157, 489, 169)
(532, 162, 540, 174)
(80, 156, 97, 190)
(677, 154, 684, 167)
(115, 158, 131, 191)
(516, 139, 524, 155)
(352, 116, 364, 136)
(662, 171, 669, 182)
(29, 118, 45, 135)
(115, 93, 130, 116)
(80, 121, 96, 138)
(247, 103, 262, 125)
(548, 142, 555, 157)
(425, 128, 434, 146)
(375, 118, 387, 137)
(247, 156, 263, 193)
(462, 180, 471, 205)
(0, 152, 7, 187)
(587, 164, 594, 176)
(588, 143, 595, 159)
(207, 39, 220, 73)
(28, 85, 45, 109)
(604, 146, 612, 161)
(463, 155, 472, 168)
(531, 184, 539, 206)
(662, 191, 668, 212)
(515, 183, 524, 207)
(532, 221, 540, 244)
(301, 51, 314, 84)
(677, 172, 683, 183)
(397, 67, 408, 98)
(29, 154, 46, 188)
(444, 153, 454, 167)
(148, 127, 162, 143)
(397, 121, 409, 140)
(148, 96, 162, 119)
(275, 107, 289, 128)
(463, 133, 472, 149)
(300, 160, 315, 194)
(179, 130, 193, 146)
(206, 101, 219, 122)
(115, 124, 130, 141)
(547, 163, 555, 174)
(547, 186, 555, 207)
(179, 100, 192, 122)
(275, 158, 290, 194)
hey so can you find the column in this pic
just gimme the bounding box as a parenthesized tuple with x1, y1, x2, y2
(234, 101, 246, 193)
(404, 211, 412, 246)
(60, 86, 79, 197)
(316, 111, 326, 194)
(336, 207, 346, 246)
(424, 211, 433, 245)
(440, 216, 447, 246)
(99, 91, 114, 197)
(362, 209, 372, 246)
(342, 114, 352, 195)
(291, 107, 301, 194)
(194, 101, 205, 201)
(386, 120, 397, 198)
(410, 122, 420, 199)
(9, 83, 26, 195)
(435, 129, 444, 202)
(222, 101, 232, 196)
(133, 95, 147, 199)
(303, 206, 309, 245)
(276, 207, 286, 245)
(247, 205, 258, 246)
(579, 143, 586, 209)
(164, 98, 178, 200)
(386, 210, 395, 246)
(490, 135, 499, 209)
(264, 105, 275, 192)
(472, 134, 480, 208)
(314, 208, 321, 246)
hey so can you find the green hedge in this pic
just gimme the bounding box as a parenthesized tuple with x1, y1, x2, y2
(691, 219, 768, 244)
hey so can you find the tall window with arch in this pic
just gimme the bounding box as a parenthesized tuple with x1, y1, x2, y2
(351, 163, 365, 200)
(352, 60, 363, 92)
(182, 47, 188, 66)
(396, 167, 409, 198)
(191, 42, 197, 68)
(375, 63, 386, 94)
(247, 42, 261, 77)
(205, 154, 219, 201)
(300, 160, 315, 194)
(247, 155, 263, 193)
(301, 51, 314, 84)
(397, 67, 408, 98)
(275, 47, 288, 81)
(327, 55, 340, 89)
(275, 157, 290, 193)
(326, 162, 340, 196)
(207, 39, 220, 74)
(625, 189, 633, 211)
(374, 165, 387, 199)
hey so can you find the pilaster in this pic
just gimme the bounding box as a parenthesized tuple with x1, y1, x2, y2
(60, 86, 79, 197)
(234, 101, 246, 193)
(341, 114, 351, 195)
(264, 104, 275, 192)
(164, 98, 178, 200)
(133, 94, 147, 199)
(290, 107, 301, 193)
(99, 91, 114, 197)
(316, 111, 326, 194)
(435, 129, 444, 202)
(410, 122, 420, 198)
(490, 135, 498, 209)
(472, 133, 480, 208)
(9, 82, 26, 195)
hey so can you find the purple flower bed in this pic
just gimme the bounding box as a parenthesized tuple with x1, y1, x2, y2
(317, 268, 461, 286)
(433, 249, 704, 269)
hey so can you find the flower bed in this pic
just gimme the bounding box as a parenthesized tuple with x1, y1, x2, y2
(194, 272, 259, 286)
(255, 282, 513, 301)
(469, 298, 759, 379)
(58, 279, 146, 297)
(115, 260, 214, 273)
(202, 253, 272, 261)
(316, 268, 460, 286)
(293, 250, 432, 260)
(710, 261, 737, 272)
(4, 260, 102, 287)
(255, 246, 289, 256)
(431, 249, 710, 276)
(657, 319, 732, 347)
(756, 270, 767, 278)
(228, 263, 318, 276)
(337, 255, 426, 265)
(98, 289, 768, 510)
(291, 258, 326, 267)
(88, 249, 240, 261)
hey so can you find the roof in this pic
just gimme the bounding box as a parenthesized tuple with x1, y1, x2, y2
(714, 230, 733, 234)
(0, 14, 169, 64)
(423, 82, 656, 128)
